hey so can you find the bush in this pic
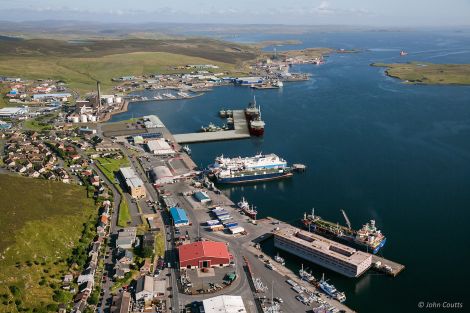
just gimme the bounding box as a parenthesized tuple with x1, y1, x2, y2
(9, 285, 20, 297)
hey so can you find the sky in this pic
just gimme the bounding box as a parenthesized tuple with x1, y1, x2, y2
(0, 0, 469, 27)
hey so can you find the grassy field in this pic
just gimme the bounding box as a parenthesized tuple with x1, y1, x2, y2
(0, 37, 258, 94)
(95, 157, 132, 227)
(0, 174, 96, 313)
(372, 62, 470, 85)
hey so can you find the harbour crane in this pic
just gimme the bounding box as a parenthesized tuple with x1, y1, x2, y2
(341, 209, 352, 229)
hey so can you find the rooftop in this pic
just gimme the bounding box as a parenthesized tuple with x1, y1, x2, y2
(178, 241, 231, 263)
(275, 225, 371, 266)
(202, 295, 247, 313)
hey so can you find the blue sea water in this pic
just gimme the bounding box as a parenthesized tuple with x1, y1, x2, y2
(111, 30, 470, 312)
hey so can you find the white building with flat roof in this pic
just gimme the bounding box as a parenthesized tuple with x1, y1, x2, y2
(0, 107, 28, 118)
(146, 139, 175, 155)
(202, 295, 247, 313)
(274, 226, 372, 277)
(120, 167, 146, 198)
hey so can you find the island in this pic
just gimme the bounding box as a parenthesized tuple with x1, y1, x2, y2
(372, 62, 470, 85)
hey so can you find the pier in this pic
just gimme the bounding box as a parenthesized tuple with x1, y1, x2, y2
(371, 255, 405, 277)
(173, 110, 251, 144)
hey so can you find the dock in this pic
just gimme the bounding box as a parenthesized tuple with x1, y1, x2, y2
(371, 255, 405, 277)
(173, 110, 251, 144)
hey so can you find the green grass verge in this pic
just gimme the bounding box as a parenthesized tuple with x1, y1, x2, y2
(0, 174, 96, 312)
(95, 157, 132, 227)
(118, 198, 131, 228)
(154, 231, 165, 258)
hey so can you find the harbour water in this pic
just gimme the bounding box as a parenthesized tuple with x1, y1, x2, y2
(111, 31, 470, 312)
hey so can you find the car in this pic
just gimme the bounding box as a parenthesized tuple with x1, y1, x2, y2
(274, 297, 283, 303)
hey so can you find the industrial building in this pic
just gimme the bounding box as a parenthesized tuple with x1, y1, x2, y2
(143, 115, 165, 128)
(274, 226, 372, 277)
(146, 139, 175, 155)
(150, 166, 174, 185)
(135, 275, 155, 301)
(193, 191, 211, 204)
(202, 295, 247, 313)
(0, 106, 28, 118)
(119, 167, 146, 198)
(169, 207, 189, 227)
(178, 241, 233, 269)
(234, 76, 264, 86)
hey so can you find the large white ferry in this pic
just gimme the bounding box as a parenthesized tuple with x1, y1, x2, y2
(209, 153, 287, 172)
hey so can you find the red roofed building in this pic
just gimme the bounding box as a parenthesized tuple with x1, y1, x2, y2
(178, 241, 233, 269)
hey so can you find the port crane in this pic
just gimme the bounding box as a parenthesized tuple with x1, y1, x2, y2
(341, 209, 352, 229)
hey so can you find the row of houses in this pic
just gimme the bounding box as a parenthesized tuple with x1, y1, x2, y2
(72, 199, 112, 313)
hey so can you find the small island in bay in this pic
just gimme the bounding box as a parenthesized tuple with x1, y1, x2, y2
(372, 62, 470, 85)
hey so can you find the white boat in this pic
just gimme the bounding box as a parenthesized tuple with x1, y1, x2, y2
(210, 153, 287, 172)
(154, 93, 163, 100)
(319, 274, 346, 303)
(274, 253, 285, 266)
(163, 93, 176, 99)
(299, 264, 315, 282)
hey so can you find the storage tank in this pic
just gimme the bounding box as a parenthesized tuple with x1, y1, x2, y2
(80, 114, 88, 123)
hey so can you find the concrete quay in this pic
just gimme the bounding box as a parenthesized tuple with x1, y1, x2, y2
(173, 110, 251, 144)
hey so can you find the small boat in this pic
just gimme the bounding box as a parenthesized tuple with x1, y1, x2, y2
(400, 50, 408, 56)
(163, 93, 176, 99)
(299, 264, 315, 283)
(182, 145, 191, 155)
(219, 109, 227, 118)
(274, 253, 285, 266)
(154, 93, 163, 100)
(319, 274, 346, 303)
(237, 197, 258, 219)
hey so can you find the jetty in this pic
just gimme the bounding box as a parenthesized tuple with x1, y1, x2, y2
(173, 110, 251, 144)
(371, 255, 405, 277)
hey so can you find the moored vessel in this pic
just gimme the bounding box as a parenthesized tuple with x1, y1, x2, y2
(237, 197, 258, 219)
(215, 167, 293, 184)
(319, 274, 346, 302)
(301, 208, 387, 254)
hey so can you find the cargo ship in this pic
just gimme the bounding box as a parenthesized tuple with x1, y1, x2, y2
(237, 197, 258, 219)
(215, 167, 293, 184)
(209, 153, 287, 172)
(301, 209, 386, 254)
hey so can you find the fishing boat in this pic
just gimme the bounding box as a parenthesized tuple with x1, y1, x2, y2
(237, 197, 258, 219)
(182, 145, 191, 155)
(400, 50, 408, 56)
(274, 253, 285, 266)
(319, 274, 346, 302)
(299, 264, 315, 283)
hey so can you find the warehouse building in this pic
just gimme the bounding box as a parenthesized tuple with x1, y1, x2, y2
(150, 166, 174, 185)
(119, 167, 146, 198)
(274, 226, 372, 277)
(178, 241, 233, 269)
(0, 106, 28, 118)
(146, 139, 175, 155)
(202, 295, 247, 313)
(169, 207, 189, 227)
(193, 191, 211, 204)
